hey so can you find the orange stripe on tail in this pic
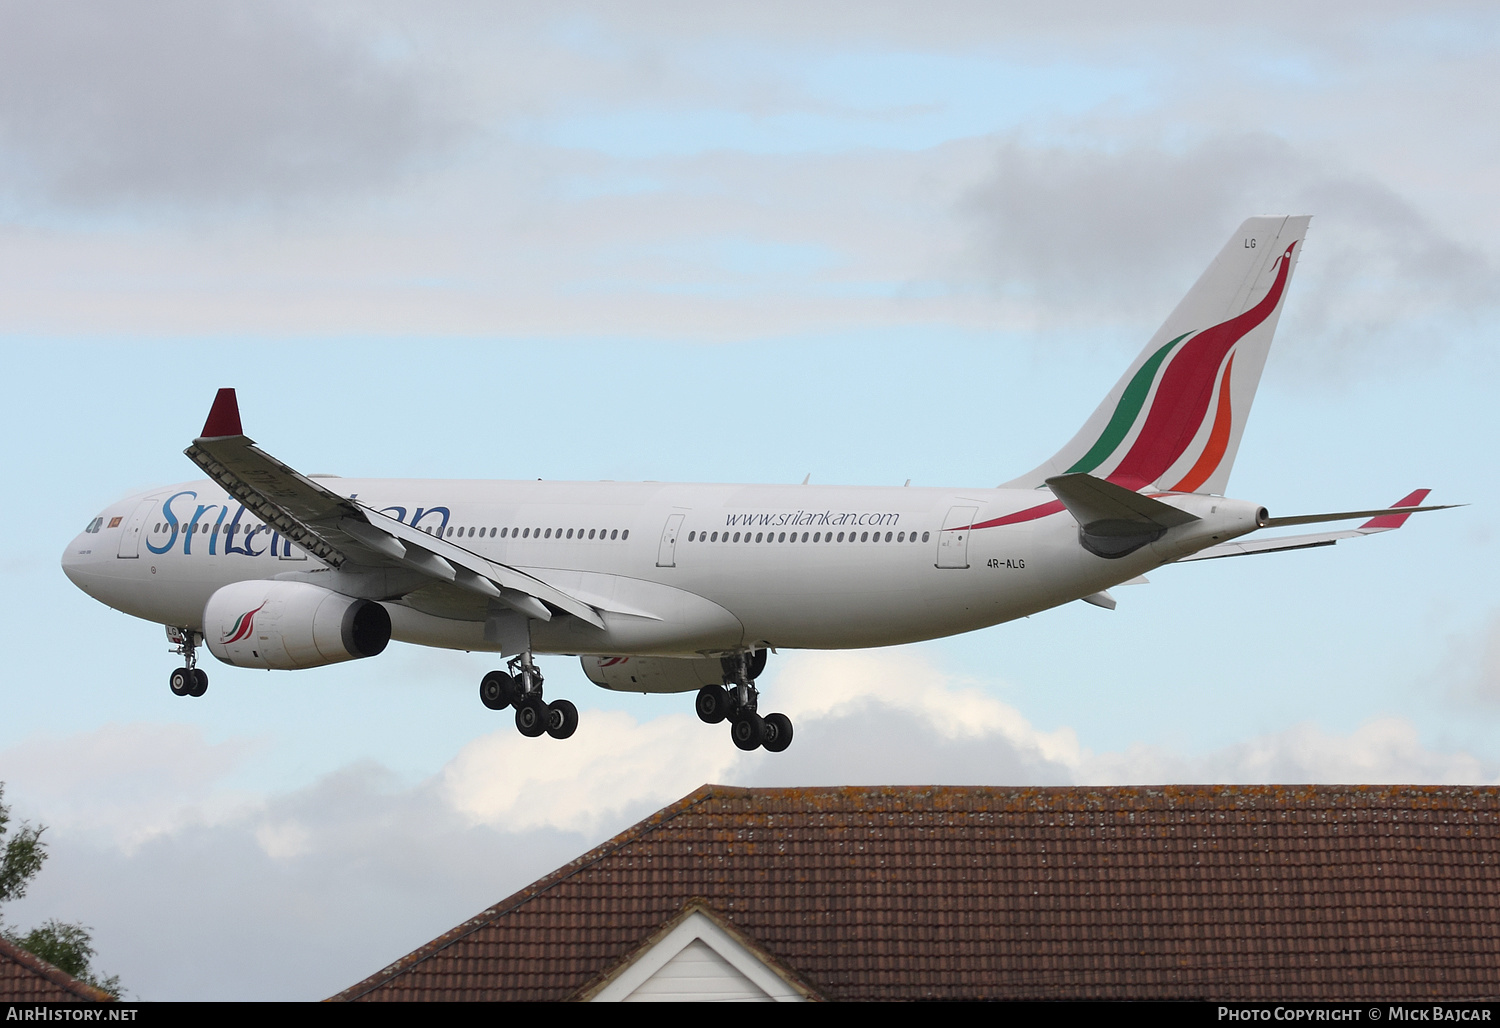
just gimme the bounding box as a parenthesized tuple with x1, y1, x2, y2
(1170, 353, 1236, 494)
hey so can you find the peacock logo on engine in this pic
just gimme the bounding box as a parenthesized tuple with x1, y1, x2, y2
(221, 603, 266, 645)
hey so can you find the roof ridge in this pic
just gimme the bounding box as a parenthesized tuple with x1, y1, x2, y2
(328, 782, 734, 1002)
(0, 935, 116, 1003)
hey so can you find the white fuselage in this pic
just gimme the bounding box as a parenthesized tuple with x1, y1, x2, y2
(62, 476, 1259, 660)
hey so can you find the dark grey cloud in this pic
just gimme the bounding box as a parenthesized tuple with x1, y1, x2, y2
(4, 763, 599, 1001)
(0, 1, 459, 212)
(963, 134, 1497, 363)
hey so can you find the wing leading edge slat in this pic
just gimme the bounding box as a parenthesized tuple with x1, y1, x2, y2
(185, 393, 603, 629)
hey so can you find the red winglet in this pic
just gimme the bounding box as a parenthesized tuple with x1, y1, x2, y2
(200, 388, 243, 438)
(1361, 488, 1431, 530)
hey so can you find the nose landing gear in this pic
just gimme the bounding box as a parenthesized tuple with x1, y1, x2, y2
(167, 627, 208, 698)
(698, 651, 792, 752)
(478, 653, 579, 740)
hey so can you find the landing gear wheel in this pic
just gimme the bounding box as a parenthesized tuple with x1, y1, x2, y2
(169, 668, 194, 697)
(696, 685, 731, 724)
(190, 669, 209, 697)
(515, 696, 548, 738)
(545, 699, 579, 740)
(731, 712, 765, 752)
(480, 671, 517, 711)
(761, 712, 793, 753)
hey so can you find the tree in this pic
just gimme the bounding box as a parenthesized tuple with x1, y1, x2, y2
(0, 784, 122, 997)
(0, 784, 46, 905)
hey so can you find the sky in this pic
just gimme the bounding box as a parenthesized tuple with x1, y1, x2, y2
(0, 0, 1497, 1001)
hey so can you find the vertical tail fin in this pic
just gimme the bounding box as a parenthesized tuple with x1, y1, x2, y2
(1003, 216, 1311, 495)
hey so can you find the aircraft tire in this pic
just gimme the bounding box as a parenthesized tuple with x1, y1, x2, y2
(480, 671, 517, 711)
(696, 685, 730, 724)
(190, 669, 209, 697)
(546, 699, 579, 740)
(515, 696, 548, 737)
(169, 668, 194, 697)
(731, 712, 765, 752)
(762, 713, 793, 753)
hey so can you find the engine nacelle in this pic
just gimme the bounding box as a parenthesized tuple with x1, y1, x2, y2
(205, 580, 391, 670)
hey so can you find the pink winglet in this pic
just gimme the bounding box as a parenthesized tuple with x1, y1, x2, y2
(1361, 489, 1431, 530)
(200, 388, 243, 438)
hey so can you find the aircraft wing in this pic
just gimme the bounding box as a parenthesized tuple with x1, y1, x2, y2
(183, 389, 605, 629)
(1176, 489, 1447, 563)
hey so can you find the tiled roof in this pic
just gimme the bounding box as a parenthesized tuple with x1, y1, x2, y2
(0, 936, 114, 1003)
(332, 784, 1500, 1002)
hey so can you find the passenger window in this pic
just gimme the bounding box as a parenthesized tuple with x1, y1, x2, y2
(922, 531, 930, 542)
(622, 530, 629, 540)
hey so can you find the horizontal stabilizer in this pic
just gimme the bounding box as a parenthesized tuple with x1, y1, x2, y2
(1046, 474, 1200, 533)
(1046, 473, 1199, 560)
(1177, 488, 1453, 562)
(1260, 500, 1459, 529)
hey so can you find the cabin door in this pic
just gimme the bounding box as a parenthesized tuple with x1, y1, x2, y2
(656, 513, 686, 568)
(936, 506, 977, 569)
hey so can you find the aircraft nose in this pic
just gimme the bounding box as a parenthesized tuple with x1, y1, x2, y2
(61, 531, 100, 592)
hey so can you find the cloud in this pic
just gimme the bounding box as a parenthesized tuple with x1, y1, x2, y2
(753, 649, 1497, 786)
(1, 652, 1493, 999)
(442, 709, 745, 834)
(961, 134, 1498, 363)
(0, 723, 261, 852)
(1444, 608, 1500, 709)
(0, 1, 458, 212)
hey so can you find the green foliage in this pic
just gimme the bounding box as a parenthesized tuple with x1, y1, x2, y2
(0, 784, 122, 998)
(5, 920, 121, 996)
(0, 783, 47, 904)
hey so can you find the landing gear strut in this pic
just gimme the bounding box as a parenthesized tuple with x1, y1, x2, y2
(478, 653, 578, 740)
(167, 627, 208, 698)
(697, 651, 792, 752)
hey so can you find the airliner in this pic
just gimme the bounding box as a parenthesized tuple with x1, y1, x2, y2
(61, 216, 1452, 753)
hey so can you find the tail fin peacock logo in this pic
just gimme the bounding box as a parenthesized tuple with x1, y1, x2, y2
(1070, 242, 1297, 494)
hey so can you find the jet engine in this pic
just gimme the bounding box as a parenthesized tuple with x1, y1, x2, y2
(204, 580, 391, 670)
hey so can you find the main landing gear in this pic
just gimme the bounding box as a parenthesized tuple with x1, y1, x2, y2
(695, 652, 793, 753)
(167, 627, 208, 698)
(479, 653, 578, 740)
